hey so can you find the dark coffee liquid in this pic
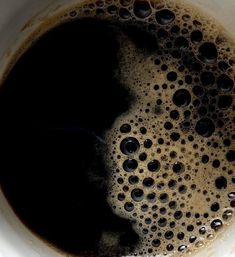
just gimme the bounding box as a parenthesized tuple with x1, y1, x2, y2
(0, 19, 139, 256)
(0, 0, 235, 256)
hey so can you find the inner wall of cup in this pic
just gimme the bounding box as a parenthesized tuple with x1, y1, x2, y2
(0, 0, 235, 257)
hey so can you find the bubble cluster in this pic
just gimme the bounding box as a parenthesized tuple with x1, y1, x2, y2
(87, 0, 235, 255)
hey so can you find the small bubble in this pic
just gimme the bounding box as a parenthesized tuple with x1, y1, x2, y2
(173, 162, 185, 174)
(210, 202, 220, 212)
(211, 219, 223, 231)
(174, 210, 183, 220)
(144, 139, 153, 148)
(131, 188, 144, 202)
(189, 235, 197, 243)
(123, 159, 138, 172)
(124, 202, 134, 212)
(175, 36, 189, 49)
(155, 9, 175, 25)
(195, 118, 215, 137)
(120, 123, 131, 133)
(166, 244, 174, 251)
(222, 209, 233, 221)
(133, 0, 152, 19)
(177, 232, 185, 240)
(178, 245, 187, 252)
(226, 150, 235, 162)
(217, 74, 234, 92)
(139, 152, 147, 161)
(159, 193, 169, 203)
(190, 30, 203, 44)
(129, 175, 139, 184)
(173, 89, 191, 107)
(152, 239, 161, 247)
(198, 42, 218, 64)
(164, 231, 174, 240)
(158, 217, 167, 227)
(215, 176, 227, 189)
(148, 160, 160, 172)
(120, 137, 140, 155)
(143, 177, 154, 187)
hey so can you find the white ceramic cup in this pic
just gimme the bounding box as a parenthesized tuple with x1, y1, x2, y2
(0, 0, 235, 256)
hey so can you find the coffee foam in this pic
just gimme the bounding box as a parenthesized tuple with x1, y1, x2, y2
(1, 0, 235, 256)
(102, 0, 235, 256)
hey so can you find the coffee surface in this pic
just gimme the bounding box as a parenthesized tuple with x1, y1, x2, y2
(0, 0, 235, 256)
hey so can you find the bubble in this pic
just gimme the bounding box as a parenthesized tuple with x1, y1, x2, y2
(174, 210, 183, 220)
(201, 155, 209, 165)
(226, 150, 235, 162)
(107, 5, 118, 14)
(120, 123, 131, 133)
(120, 137, 140, 155)
(118, 193, 126, 201)
(175, 36, 189, 49)
(222, 209, 233, 221)
(119, 8, 131, 19)
(129, 175, 139, 184)
(166, 244, 174, 251)
(155, 9, 175, 25)
(139, 152, 147, 161)
(147, 160, 160, 172)
(158, 217, 167, 227)
(217, 74, 234, 92)
(173, 89, 191, 107)
(228, 192, 235, 200)
(140, 127, 147, 134)
(167, 71, 178, 82)
(141, 204, 149, 212)
(124, 202, 134, 212)
(157, 28, 168, 40)
(187, 225, 194, 231)
(195, 118, 215, 137)
(123, 159, 138, 172)
(179, 185, 187, 193)
(168, 179, 177, 189)
(164, 231, 174, 240)
(178, 245, 187, 252)
(170, 110, 180, 120)
(164, 121, 173, 130)
(170, 132, 180, 141)
(199, 227, 206, 235)
(193, 85, 204, 97)
(210, 219, 223, 231)
(177, 232, 185, 240)
(190, 30, 203, 44)
(212, 159, 220, 168)
(215, 176, 227, 189)
(144, 139, 153, 148)
(147, 192, 156, 202)
(131, 188, 144, 202)
(200, 71, 215, 87)
(159, 193, 169, 203)
(218, 95, 233, 110)
(169, 201, 177, 209)
(218, 61, 230, 71)
(211, 202, 220, 212)
(198, 42, 218, 64)
(152, 239, 161, 247)
(143, 177, 154, 187)
(133, 0, 152, 19)
(172, 162, 185, 174)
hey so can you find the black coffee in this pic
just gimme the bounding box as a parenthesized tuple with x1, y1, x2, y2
(0, 0, 235, 256)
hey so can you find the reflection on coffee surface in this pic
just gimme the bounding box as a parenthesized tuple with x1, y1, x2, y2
(0, 0, 235, 256)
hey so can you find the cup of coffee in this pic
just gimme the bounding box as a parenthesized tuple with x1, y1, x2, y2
(0, 0, 235, 256)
